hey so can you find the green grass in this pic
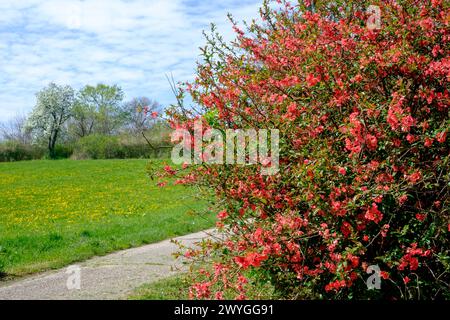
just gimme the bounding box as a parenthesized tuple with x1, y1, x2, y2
(0, 159, 214, 277)
(129, 274, 191, 300)
(129, 272, 278, 300)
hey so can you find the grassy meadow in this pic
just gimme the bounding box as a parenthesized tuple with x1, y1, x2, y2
(0, 159, 214, 277)
(129, 273, 277, 300)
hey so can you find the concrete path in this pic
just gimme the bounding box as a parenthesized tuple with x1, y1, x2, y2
(0, 229, 216, 300)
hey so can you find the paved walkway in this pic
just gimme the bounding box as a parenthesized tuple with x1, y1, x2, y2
(0, 229, 215, 300)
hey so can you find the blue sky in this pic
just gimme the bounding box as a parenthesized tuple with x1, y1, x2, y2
(0, 0, 262, 121)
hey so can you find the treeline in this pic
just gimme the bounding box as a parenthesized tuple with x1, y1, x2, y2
(0, 83, 172, 162)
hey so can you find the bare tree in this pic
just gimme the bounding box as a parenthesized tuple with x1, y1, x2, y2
(0, 114, 32, 144)
(123, 97, 161, 134)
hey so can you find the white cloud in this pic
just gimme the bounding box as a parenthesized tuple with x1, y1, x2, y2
(0, 0, 262, 121)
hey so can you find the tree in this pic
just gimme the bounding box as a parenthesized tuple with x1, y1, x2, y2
(69, 99, 97, 138)
(26, 83, 75, 158)
(0, 114, 32, 144)
(159, 0, 449, 300)
(76, 84, 124, 136)
(123, 97, 161, 134)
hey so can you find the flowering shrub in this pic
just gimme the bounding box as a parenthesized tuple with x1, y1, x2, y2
(161, 0, 449, 299)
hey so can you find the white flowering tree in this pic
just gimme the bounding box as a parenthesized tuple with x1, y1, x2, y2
(26, 83, 75, 158)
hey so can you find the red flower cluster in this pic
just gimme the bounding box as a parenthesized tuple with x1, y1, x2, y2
(364, 203, 383, 224)
(398, 244, 431, 271)
(163, 165, 176, 175)
(234, 252, 268, 269)
(325, 279, 347, 292)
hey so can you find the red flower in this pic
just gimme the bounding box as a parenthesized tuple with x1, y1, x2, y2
(306, 73, 320, 87)
(403, 276, 411, 285)
(217, 210, 228, 220)
(366, 134, 378, 150)
(215, 292, 224, 300)
(253, 228, 264, 243)
(365, 203, 383, 223)
(415, 213, 426, 222)
(151, 111, 158, 119)
(436, 131, 447, 143)
(408, 171, 422, 184)
(401, 115, 415, 132)
(234, 252, 268, 269)
(398, 195, 408, 205)
(432, 0, 442, 7)
(216, 221, 224, 229)
(163, 165, 176, 175)
(190, 281, 212, 299)
(286, 102, 298, 117)
(325, 279, 347, 292)
(419, 17, 434, 31)
(392, 138, 402, 147)
(424, 137, 434, 147)
(352, 74, 363, 83)
(348, 254, 360, 268)
(398, 243, 430, 271)
(238, 275, 248, 284)
(247, 252, 268, 267)
(341, 221, 352, 238)
(406, 134, 417, 143)
(381, 224, 390, 237)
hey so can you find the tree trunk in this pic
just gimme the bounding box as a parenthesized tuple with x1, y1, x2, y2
(48, 129, 58, 159)
(48, 135, 53, 158)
